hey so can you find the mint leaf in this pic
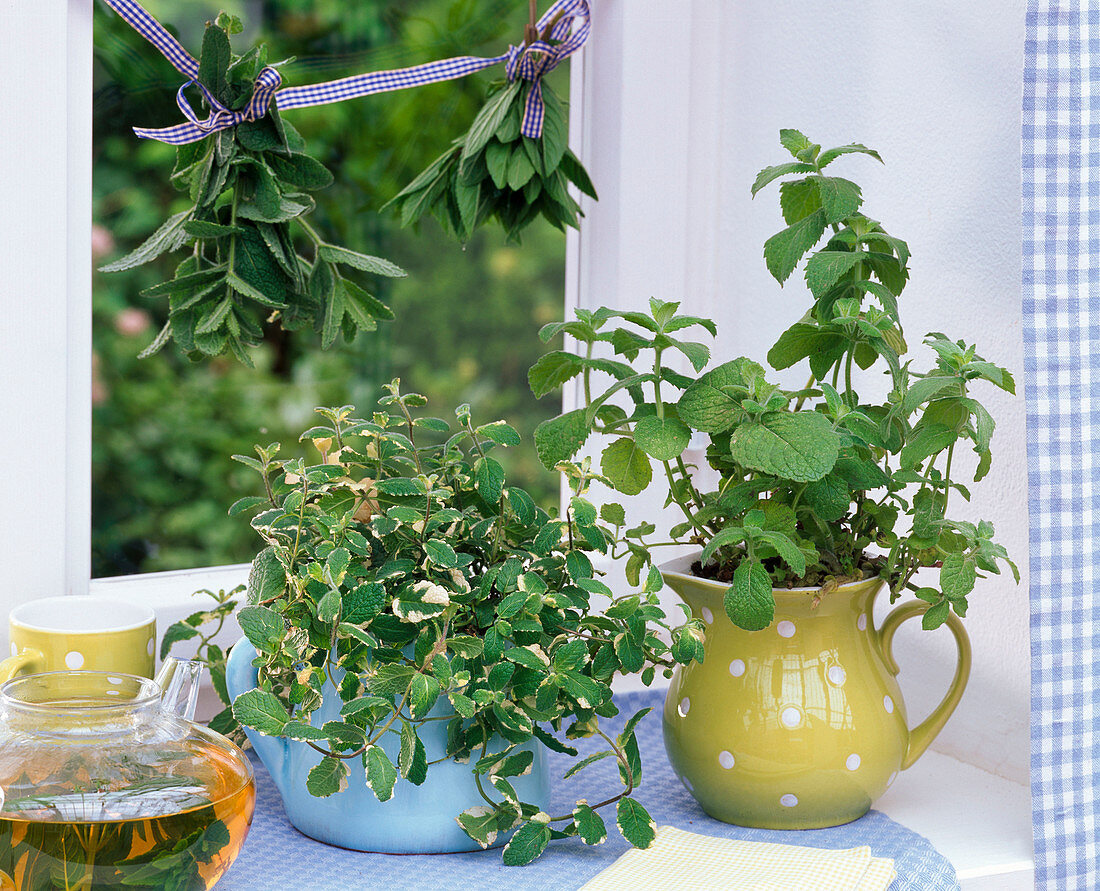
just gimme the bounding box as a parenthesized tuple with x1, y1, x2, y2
(898, 423, 957, 470)
(528, 351, 585, 398)
(457, 806, 499, 849)
(601, 439, 653, 496)
(814, 177, 862, 225)
(725, 560, 774, 631)
(614, 632, 644, 672)
(751, 161, 816, 196)
(477, 421, 522, 447)
(922, 600, 950, 630)
(475, 456, 505, 504)
(248, 547, 286, 603)
(766, 323, 846, 372)
(633, 415, 691, 461)
(317, 589, 341, 624)
(233, 689, 290, 736)
(534, 409, 590, 468)
(502, 817, 552, 865)
(363, 745, 398, 801)
(574, 803, 608, 845)
(779, 128, 816, 156)
(730, 412, 839, 482)
(99, 210, 190, 273)
(677, 358, 761, 432)
(198, 22, 231, 104)
(424, 539, 458, 568)
(159, 621, 199, 660)
(317, 244, 406, 278)
(818, 142, 883, 168)
(755, 530, 807, 577)
(804, 250, 864, 297)
(616, 798, 656, 848)
(779, 178, 822, 224)
(306, 756, 348, 798)
(762, 209, 826, 284)
(940, 553, 977, 599)
(801, 472, 849, 522)
(408, 672, 441, 719)
(267, 153, 334, 190)
(237, 605, 284, 653)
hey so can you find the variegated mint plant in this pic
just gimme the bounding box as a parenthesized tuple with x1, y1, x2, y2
(227, 383, 704, 863)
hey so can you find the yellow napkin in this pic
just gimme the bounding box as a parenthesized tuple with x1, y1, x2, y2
(581, 826, 897, 891)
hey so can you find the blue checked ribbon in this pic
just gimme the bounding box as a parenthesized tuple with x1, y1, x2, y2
(101, 0, 590, 145)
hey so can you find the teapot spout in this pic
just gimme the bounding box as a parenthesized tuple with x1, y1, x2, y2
(154, 657, 204, 722)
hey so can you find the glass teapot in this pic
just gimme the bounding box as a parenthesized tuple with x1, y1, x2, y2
(0, 659, 254, 891)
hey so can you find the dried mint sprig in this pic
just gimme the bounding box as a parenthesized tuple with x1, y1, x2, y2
(100, 14, 404, 365)
(385, 77, 597, 243)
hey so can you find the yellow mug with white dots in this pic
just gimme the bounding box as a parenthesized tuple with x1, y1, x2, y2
(0, 596, 156, 682)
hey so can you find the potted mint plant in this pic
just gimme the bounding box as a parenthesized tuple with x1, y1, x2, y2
(529, 130, 1017, 829)
(220, 383, 704, 862)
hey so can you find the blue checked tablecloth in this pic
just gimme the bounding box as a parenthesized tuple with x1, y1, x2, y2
(1024, 3, 1100, 888)
(218, 689, 957, 890)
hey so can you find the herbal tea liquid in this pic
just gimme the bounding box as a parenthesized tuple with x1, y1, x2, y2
(0, 741, 254, 891)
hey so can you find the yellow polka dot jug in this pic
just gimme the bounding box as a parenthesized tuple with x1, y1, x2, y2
(659, 553, 972, 829)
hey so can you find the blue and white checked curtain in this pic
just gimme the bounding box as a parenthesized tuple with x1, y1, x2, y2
(1024, 2, 1100, 887)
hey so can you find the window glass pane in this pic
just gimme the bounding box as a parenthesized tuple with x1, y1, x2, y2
(92, 0, 565, 576)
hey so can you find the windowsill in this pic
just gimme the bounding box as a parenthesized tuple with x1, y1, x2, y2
(93, 568, 1034, 889)
(876, 750, 1033, 889)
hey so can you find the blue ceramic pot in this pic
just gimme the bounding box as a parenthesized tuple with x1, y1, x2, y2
(225, 638, 551, 852)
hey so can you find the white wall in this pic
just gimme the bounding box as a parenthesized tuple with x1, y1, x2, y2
(571, 1, 1029, 783)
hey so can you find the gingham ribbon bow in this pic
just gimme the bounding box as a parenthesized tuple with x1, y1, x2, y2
(102, 0, 590, 146)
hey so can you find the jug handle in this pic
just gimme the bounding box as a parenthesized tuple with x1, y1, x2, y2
(225, 637, 289, 782)
(879, 601, 972, 770)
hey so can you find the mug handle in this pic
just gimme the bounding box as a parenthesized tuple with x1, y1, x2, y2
(879, 602, 972, 770)
(0, 649, 44, 683)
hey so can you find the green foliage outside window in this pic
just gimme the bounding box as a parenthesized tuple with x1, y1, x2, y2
(92, 0, 565, 575)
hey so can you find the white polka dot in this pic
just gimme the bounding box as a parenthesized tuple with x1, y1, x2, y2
(776, 620, 796, 638)
(107, 676, 123, 685)
(857, 614, 868, 631)
(678, 697, 691, 718)
(780, 794, 798, 808)
(147, 638, 155, 656)
(105, 690, 120, 696)
(65, 651, 84, 670)
(884, 695, 894, 714)
(846, 753, 861, 771)
(827, 665, 846, 687)
(718, 750, 735, 770)
(701, 607, 713, 624)
(728, 659, 746, 677)
(780, 707, 802, 729)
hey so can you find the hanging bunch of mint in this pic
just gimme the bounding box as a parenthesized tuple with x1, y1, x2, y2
(100, 13, 403, 365)
(385, 10, 596, 242)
